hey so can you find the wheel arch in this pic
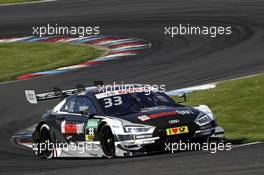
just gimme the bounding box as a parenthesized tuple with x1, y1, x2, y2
(97, 121, 107, 135)
(97, 121, 119, 142)
(36, 121, 47, 132)
(33, 121, 58, 144)
(32, 121, 47, 143)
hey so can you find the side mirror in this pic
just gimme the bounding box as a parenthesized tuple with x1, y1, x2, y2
(177, 93, 187, 103)
(79, 106, 89, 114)
(78, 106, 95, 117)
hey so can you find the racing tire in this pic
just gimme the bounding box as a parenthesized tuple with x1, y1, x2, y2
(37, 124, 54, 159)
(100, 125, 115, 158)
(207, 137, 227, 145)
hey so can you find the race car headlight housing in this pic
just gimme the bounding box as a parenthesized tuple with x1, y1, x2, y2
(124, 125, 153, 133)
(195, 113, 213, 126)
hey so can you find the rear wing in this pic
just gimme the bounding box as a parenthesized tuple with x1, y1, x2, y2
(25, 88, 78, 104)
(25, 81, 104, 104)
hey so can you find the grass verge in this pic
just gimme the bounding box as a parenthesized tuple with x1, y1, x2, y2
(0, 42, 106, 82)
(172, 75, 264, 143)
(0, 0, 37, 4)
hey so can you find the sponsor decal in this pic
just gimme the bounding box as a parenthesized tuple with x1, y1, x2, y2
(139, 110, 194, 121)
(166, 126, 189, 136)
(148, 111, 177, 120)
(85, 119, 100, 141)
(138, 115, 151, 121)
(135, 134, 153, 139)
(118, 87, 149, 94)
(66, 135, 72, 140)
(175, 110, 194, 115)
(95, 90, 126, 99)
(85, 128, 95, 141)
(87, 119, 100, 128)
(85, 135, 94, 141)
(141, 140, 155, 144)
(61, 120, 84, 134)
(112, 125, 120, 129)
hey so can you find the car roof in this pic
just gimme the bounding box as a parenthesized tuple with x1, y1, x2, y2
(77, 84, 153, 96)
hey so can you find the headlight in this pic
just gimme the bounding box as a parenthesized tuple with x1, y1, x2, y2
(124, 125, 152, 133)
(195, 113, 213, 126)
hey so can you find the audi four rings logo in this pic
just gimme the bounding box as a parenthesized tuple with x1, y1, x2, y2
(168, 119, 180, 124)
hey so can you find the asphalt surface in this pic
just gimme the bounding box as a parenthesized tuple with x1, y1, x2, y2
(0, 0, 264, 174)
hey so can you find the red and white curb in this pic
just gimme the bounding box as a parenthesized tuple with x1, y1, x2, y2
(0, 35, 151, 80)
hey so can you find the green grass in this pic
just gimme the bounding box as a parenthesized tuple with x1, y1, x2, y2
(0, 42, 106, 82)
(0, 0, 37, 4)
(173, 75, 264, 143)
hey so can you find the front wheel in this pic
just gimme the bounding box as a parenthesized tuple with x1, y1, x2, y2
(37, 124, 54, 159)
(100, 125, 115, 158)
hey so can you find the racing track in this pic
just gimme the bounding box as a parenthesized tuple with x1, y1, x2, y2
(0, 0, 264, 174)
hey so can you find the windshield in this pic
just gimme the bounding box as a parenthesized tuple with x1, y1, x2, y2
(97, 91, 176, 116)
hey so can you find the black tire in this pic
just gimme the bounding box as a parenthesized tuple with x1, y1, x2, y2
(100, 125, 115, 158)
(37, 124, 54, 159)
(207, 137, 226, 144)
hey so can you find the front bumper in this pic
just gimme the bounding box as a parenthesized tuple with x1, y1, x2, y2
(114, 125, 225, 157)
(115, 136, 160, 157)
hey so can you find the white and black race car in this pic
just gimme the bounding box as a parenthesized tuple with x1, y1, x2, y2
(25, 82, 224, 159)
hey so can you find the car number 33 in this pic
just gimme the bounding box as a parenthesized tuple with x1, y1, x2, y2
(104, 96, 123, 108)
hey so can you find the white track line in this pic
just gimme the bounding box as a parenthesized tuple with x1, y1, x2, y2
(0, 0, 56, 7)
(166, 83, 216, 96)
(232, 142, 262, 148)
(216, 73, 264, 83)
(166, 73, 264, 96)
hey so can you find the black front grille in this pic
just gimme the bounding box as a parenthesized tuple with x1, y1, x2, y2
(153, 128, 166, 140)
(153, 124, 197, 141)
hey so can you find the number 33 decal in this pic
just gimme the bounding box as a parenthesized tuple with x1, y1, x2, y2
(104, 96, 122, 108)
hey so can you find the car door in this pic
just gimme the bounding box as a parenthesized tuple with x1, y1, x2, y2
(74, 96, 99, 142)
(73, 96, 101, 142)
(56, 96, 87, 141)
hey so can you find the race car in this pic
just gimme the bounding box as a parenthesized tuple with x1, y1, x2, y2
(25, 82, 224, 159)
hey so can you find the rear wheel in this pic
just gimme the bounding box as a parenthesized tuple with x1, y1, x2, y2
(37, 124, 54, 159)
(100, 125, 115, 158)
